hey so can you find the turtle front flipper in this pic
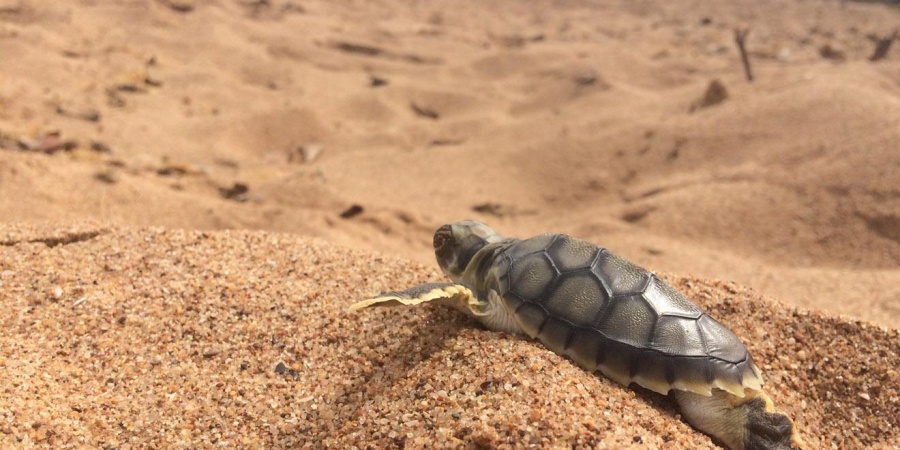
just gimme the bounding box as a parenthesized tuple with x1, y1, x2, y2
(672, 388, 804, 450)
(349, 282, 489, 317)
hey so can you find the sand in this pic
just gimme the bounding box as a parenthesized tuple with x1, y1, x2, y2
(1, 0, 899, 327)
(0, 224, 896, 449)
(0, 0, 899, 448)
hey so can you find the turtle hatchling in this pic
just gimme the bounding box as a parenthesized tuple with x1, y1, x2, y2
(350, 220, 802, 450)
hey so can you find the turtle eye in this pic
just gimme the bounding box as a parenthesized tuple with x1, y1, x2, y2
(433, 225, 455, 253)
(433, 232, 449, 250)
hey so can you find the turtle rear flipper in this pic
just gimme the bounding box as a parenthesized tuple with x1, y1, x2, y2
(673, 389, 803, 450)
(349, 282, 488, 316)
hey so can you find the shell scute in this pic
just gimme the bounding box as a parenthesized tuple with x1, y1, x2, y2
(697, 315, 748, 364)
(595, 340, 635, 386)
(643, 276, 702, 319)
(596, 294, 656, 348)
(506, 233, 557, 260)
(651, 315, 706, 357)
(709, 358, 749, 396)
(541, 271, 609, 327)
(547, 235, 599, 272)
(565, 328, 604, 370)
(502, 291, 525, 312)
(538, 317, 574, 355)
(632, 350, 673, 394)
(507, 252, 557, 301)
(495, 256, 512, 294)
(515, 302, 548, 338)
(592, 251, 650, 295)
(670, 357, 714, 394)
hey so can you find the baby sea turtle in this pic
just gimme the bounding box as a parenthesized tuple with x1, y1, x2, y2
(351, 221, 802, 450)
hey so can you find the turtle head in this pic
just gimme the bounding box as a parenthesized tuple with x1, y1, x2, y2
(434, 220, 504, 280)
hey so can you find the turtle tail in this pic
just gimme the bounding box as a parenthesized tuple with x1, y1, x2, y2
(672, 388, 803, 450)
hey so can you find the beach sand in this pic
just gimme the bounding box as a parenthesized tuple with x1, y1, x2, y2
(0, 0, 898, 448)
(0, 225, 897, 448)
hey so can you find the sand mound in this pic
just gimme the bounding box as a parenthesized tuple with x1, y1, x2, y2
(1, 0, 898, 329)
(0, 225, 895, 448)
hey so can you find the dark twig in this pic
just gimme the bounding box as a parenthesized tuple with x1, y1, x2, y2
(869, 30, 898, 62)
(734, 28, 753, 82)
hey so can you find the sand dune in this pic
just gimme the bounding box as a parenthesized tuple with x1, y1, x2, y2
(3, 0, 897, 327)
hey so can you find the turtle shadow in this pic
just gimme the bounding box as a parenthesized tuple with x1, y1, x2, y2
(629, 385, 736, 449)
(298, 303, 706, 448)
(627, 384, 702, 439)
(311, 306, 472, 442)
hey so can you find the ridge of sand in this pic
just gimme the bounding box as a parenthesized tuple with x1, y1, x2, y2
(1, 0, 898, 330)
(0, 224, 896, 449)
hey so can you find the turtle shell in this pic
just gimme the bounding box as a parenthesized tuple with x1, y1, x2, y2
(494, 233, 762, 397)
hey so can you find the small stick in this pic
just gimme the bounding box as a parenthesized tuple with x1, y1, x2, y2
(734, 28, 753, 82)
(869, 30, 898, 62)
